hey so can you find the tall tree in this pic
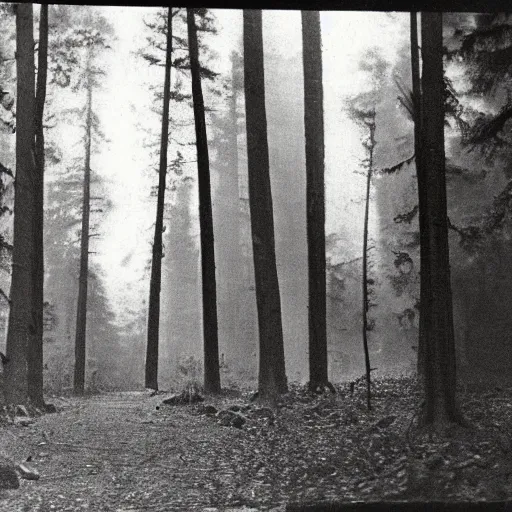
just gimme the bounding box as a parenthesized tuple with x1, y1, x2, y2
(145, 7, 173, 391)
(301, 11, 333, 394)
(243, 9, 287, 400)
(348, 96, 378, 410)
(186, 8, 220, 394)
(29, 3, 49, 407)
(4, 3, 35, 404)
(410, 12, 429, 381)
(40, 6, 113, 394)
(73, 50, 93, 395)
(72, 21, 112, 395)
(361, 108, 376, 411)
(420, 12, 463, 426)
(347, 46, 389, 407)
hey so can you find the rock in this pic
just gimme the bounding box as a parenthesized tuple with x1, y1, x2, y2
(217, 409, 246, 428)
(44, 403, 57, 414)
(0, 464, 20, 489)
(14, 417, 34, 427)
(228, 405, 241, 412)
(16, 463, 40, 480)
(230, 414, 245, 429)
(15, 405, 29, 417)
(199, 405, 218, 415)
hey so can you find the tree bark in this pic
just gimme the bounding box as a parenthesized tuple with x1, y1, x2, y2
(420, 12, 462, 426)
(73, 52, 93, 395)
(410, 11, 429, 382)
(187, 8, 221, 394)
(145, 7, 173, 391)
(5, 3, 36, 405)
(29, 3, 48, 407)
(243, 9, 288, 399)
(301, 11, 333, 394)
(362, 113, 375, 411)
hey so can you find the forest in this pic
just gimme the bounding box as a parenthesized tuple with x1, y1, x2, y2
(0, 4, 511, 511)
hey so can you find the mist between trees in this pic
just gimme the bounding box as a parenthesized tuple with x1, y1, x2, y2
(0, 6, 510, 425)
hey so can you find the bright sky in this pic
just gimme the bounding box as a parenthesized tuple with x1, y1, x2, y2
(87, 8, 408, 318)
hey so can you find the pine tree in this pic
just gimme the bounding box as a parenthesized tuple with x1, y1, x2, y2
(28, 3, 49, 407)
(409, 12, 430, 380)
(361, 109, 376, 411)
(73, 51, 93, 395)
(244, 9, 287, 400)
(45, 6, 113, 394)
(187, 8, 220, 394)
(4, 3, 36, 405)
(420, 12, 463, 427)
(145, 7, 173, 391)
(302, 11, 334, 394)
(141, 7, 218, 390)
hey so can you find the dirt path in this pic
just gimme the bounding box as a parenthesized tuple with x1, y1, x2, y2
(1, 381, 511, 511)
(0, 391, 284, 511)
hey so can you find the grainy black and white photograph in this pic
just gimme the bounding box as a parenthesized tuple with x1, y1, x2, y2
(0, 2, 511, 510)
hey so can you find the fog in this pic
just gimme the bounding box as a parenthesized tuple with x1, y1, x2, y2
(1, 7, 510, 393)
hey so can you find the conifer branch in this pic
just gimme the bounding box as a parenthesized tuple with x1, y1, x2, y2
(375, 154, 415, 175)
(394, 205, 419, 224)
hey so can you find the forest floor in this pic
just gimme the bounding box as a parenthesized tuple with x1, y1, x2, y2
(0, 376, 512, 511)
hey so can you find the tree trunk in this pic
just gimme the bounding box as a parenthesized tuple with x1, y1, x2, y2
(230, 54, 240, 198)
(410, 12, 429, 382)
(187, 8, 221, 394)
(4, 3, 36, 405)
(227, 51, 243, 363)
(73, 55, 93, 396)
(362, 114, 375, 411)
(301, 11, 333, 394)
(420, 12, 462, 426)
(29, 3, 48, 407)
(243, 9, 288, 400)
(145, 7, 173, 391)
